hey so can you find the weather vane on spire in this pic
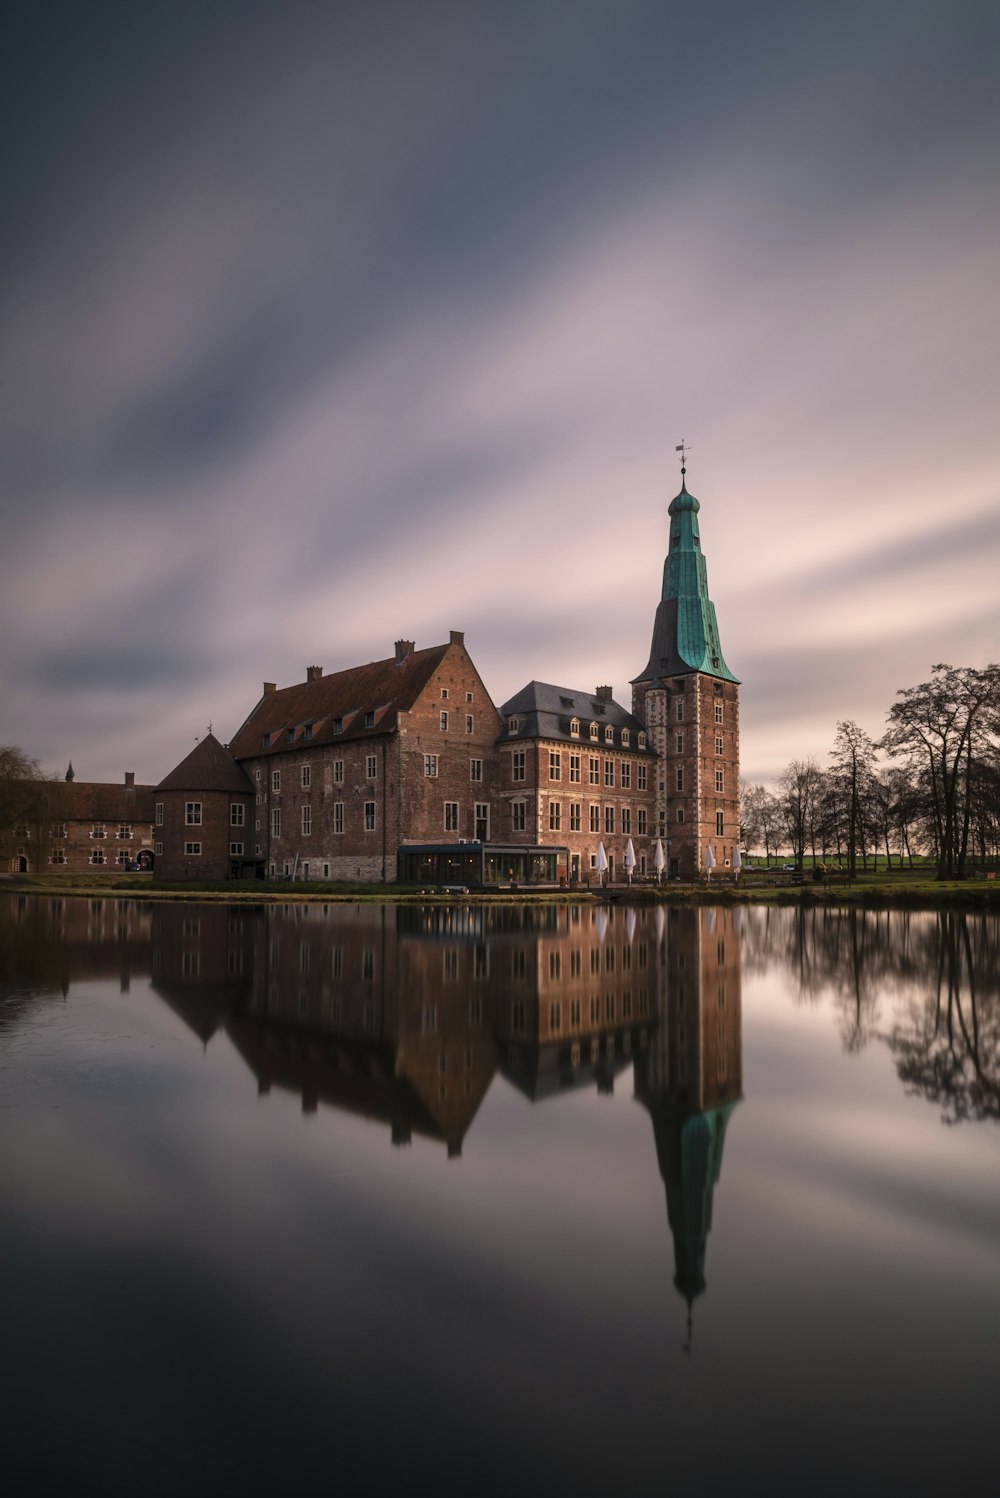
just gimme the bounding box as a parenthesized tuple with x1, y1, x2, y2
(675, 439, 691, 480)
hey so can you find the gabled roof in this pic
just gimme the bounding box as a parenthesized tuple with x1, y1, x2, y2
(498, 680, 652, 749)
(54, 781, 157, 821)
(157, 733, 254, 794)
(228, 643, 453, 759)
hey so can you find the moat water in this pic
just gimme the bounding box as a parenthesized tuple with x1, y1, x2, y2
(1, 894, 998, 1495)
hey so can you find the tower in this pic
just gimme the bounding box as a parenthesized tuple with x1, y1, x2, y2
(632, 461, 740, 880)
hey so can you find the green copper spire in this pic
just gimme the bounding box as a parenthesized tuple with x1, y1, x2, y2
(633, 475, 739, 684)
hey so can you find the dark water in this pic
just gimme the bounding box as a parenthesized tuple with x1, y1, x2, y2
(1, 894, 997, 1495)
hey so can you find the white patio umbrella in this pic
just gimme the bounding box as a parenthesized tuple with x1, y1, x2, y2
(732, 846, 742, 880)
(653, 839, 665, 884)
(624, 838, 636, 884)
(595, 841, 609, 887)
(705, 844, 715, 878)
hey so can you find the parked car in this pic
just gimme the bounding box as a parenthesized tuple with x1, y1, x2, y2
(782, 862, 797, 871)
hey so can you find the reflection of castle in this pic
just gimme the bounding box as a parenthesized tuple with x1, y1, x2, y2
(0, 894, 743, 1316)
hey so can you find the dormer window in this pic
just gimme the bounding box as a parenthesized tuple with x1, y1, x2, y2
(569, 717, 580, 738)
(333, 718, 343, 735)
(286, 729, 295, 743)
(262, 733, 271, 748)
(621, 728, 630, 747)
(589, 722, 599, 741)
(638, 731, 647, 749)
(303, 724, 313, 741)
(508, 717, 520, 734)
(364, 710, 375, 728)
(604, 724, 614, 744)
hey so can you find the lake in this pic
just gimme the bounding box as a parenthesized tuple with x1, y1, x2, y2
(1, 894, 997, 1495)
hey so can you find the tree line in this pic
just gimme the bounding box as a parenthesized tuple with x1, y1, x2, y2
(741, 663, 1000, 879)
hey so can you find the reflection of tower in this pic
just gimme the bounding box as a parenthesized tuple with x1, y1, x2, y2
(633, 907, 743, 1329)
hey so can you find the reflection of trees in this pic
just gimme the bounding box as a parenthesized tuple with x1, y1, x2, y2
(884, 912, 1000, 1124)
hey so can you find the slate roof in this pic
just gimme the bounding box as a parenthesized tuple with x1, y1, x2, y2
(498, 680, 653, 750)
(228, 643, 452, 760)
(633, 481, 739, 685)
(157, 733, 254, 794)
(55, 780, 157, 822)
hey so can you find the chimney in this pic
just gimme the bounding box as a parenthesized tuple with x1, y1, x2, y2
(449, 630, 465, 646)
(394, 640, 414, 662)
(263, 681, 276, 695)
(306, 665, 323, 682)
(124, 771, 135, 788)
(595, 684, 614, 702)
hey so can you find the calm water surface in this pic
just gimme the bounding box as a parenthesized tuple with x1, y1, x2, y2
(1, 894, 998, 1495)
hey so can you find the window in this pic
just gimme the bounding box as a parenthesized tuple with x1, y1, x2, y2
(475, 803, 489, 840)
(512, 751, 525, 782)
(445, 802, 460, 832)
(184, 842, 202, 856)
(333, 802, 344, 834)
(622, 807, 631, 835)
(440, 688, 449, 700)
(333, 759, 344, 783)
(512, 801, 526, 833)
(117, 825, 132, 840)
(589, 722, 599, 741)
(549, 751, 561, 781)
(51, 849, 66, 865)
(301, 765, 311, 788)
(570, 717, 580, 737)
(155, 841, 163, 856)
(230, 842, 244, 856)
(366, 754, 377, 779)
(638, 731, 646, 748)
(51, 824, 66, 839)
(301, 806, 312, 835)
(716, 735, 724, 756)
(677, 807, 685, 823)
(271, 770, 281, 793)
(466, 714, 474, 734)
(589, 757, 600, 785)
(470, 758, 482, 782)
(303, 723, 313, 741)
(676, 699, 684, 722)
(185, 802, 202, 826)
(637, 764, 647, 791)
(621, 728, 630, 747)
(604, 806, 615, 834)
(549, 1003, 562, 1034)
(716, 810, 725, 835)
(590, 805, 600, 832)
(333, 718, 343, 735)
(620, 762, 631, 789)
(508, 716, 520, 734)
(271, 809, 281, 836)
(286, 729, 295, 743)
(569, 754, 581, 783)
(569, 803, 581, 831)
(604, 760, 614, 787)
(676, 732, 684, 753)
(231, 803, 245, 826)
(155, 803, 163, 826)
(90, 848, 105, 865)
(364, 801, 376, 831)
(675, 766, 686, 793)
(715, 701, 724, 724)
(262, 733, 271, 748)
(549, 802, 561, 832)
(715, 768, 725, 792)
(424, 754, 439, 777)
(466, 691, 474, 702)
(604, 724, 614, 744)
(440, 711, 449, 732)
(364, 711, 375, 728)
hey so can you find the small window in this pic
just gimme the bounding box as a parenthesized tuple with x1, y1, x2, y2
(512, 801, 526, 833)
(364, 801, 376, 831)
(333, 759, 344, 783)
(676, 768, 684, 792)
(364, 710, 375, 728)
(271, 809, 281, 836)
(155, 841, 163, 856)
(231, 803, 245, 826)
(271, 770, 281, 793)
(230, 842, 244, 856)
(466, 691, 474, 702)
(366, 754, 377, 779)
(715, 701, 724, 724)
(512, 751, 525, 782)
(440, 711, 449, 732)
(444, 802, 459, 833)
(470, 758, 483, 781)
(621, 728, 630, 747)
(333, 718, 343, 735)
(604, 724, 614, 744)
(301, 805, 312, 835)
(569, 717, 580, 737)
(589, 722, 599, 741)
(440, 688, 449, 700)
(424, 754, 439, 777)
(301, 765, 311, 788)
(155, 803, 163, 826)
(715, 768, 725, 792)
(638, 731, 646, 748)
(333, 803, 344, 834)
(676, 699, 684, 723)
(716, 736, 724, 756)
(286, 729, 294, 743)
(184, 842, 202, 856)
(465, 714, 474, 734)
(185, 802, 202, 826)
(549, 802, 561, 831)
(549, 751, 561, 781)
(716, 811, 725, 835)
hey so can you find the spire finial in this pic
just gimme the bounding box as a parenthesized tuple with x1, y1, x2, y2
(674, 439, 690, 487)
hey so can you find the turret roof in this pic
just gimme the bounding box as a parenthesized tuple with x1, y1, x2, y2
(157, 733, 254, 794)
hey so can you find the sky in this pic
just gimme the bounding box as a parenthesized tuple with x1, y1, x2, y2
(2, 0, 998, 787)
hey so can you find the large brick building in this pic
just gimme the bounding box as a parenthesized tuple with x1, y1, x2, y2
(11, 473, 737, 883)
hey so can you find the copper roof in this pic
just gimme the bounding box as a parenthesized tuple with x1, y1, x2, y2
(228, 643, 451, 759)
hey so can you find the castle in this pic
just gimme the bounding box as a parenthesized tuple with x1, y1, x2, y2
(10, 471, 739, 884)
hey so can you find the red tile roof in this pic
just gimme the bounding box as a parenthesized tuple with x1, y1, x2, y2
(228, 643, 451, 759)
(157, 733, 255, 794)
